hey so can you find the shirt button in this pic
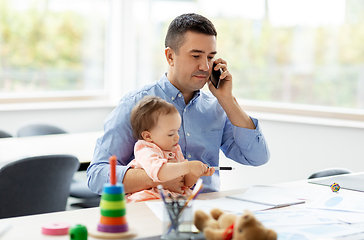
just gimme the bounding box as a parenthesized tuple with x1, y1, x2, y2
(188, 154, 191, 158)
(184, 109, 186, 112)
(178, 94, 182, 97)
(187, 133, 190, 137)
(171, 97, 174, 100)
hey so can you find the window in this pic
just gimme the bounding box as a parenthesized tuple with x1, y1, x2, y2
(0, 0, 109, 102)
(2, 0, 364, 121)
(125, 0, 364, 119)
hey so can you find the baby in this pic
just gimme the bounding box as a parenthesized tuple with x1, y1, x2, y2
(126, 95, 214, 203)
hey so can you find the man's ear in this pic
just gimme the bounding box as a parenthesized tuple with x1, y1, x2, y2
(165, 47, 174, 66)
(141, 131, 153, 142)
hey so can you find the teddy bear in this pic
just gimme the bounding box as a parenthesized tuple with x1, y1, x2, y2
(194, 208, 277, 240)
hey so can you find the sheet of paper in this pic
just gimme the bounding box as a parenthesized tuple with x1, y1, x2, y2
(145, 198, 273, 222)
(254, 209, 341, 228)
(197, 197, 274, 213)
(244, 185, 327, 201)
(227, 188, 305, 207)
(274, 224, 364, 240)
(278, 187, 328, 201)
(255, 208, 364, 239)
(145, 200, 214, 222)
(308, 208, 364, 224)
(307, 192, 364, 213)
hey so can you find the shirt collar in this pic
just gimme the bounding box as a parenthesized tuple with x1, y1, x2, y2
(157, 73, 201, 103)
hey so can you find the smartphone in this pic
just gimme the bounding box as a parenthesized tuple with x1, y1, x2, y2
(210, 62, 222, 89)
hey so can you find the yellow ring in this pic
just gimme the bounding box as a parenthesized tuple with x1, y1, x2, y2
(100, 200, 125, 210)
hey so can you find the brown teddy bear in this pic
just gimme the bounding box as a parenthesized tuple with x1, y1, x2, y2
(194, 208, 277, 240)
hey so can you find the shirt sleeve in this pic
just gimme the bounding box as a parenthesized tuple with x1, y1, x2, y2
(221, 117, 270, 166)
(86, 95, 142, 195)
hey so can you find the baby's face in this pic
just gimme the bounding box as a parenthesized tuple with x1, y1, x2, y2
(148, 111, 181, 152)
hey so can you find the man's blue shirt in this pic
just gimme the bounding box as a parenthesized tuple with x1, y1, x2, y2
(87, 74, 270, 194)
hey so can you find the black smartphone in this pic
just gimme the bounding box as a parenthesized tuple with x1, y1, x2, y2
(210, 62, 222, 89)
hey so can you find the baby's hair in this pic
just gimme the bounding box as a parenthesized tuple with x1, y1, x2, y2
(130, 95, 178, 140)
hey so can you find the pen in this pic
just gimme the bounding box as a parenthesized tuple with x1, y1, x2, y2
(185, 178, 203, 206)
(157, 185, 167, 204)
(158, 185, 178, 231)
(212, 167, 235, 170)
(167, 179, 204, 234)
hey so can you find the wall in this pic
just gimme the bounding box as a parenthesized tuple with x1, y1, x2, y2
(220, 115, 364, 191)
(0, 103, 114, 136)
(1, 105, 363, 191)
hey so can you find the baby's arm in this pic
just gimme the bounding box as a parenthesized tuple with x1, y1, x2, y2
(158, 160, 207, 183)
(184, 173, 199, 188)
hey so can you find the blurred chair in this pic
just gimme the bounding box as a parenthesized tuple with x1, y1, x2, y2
(0, 154, 79, 219)
(16, 123, 100, 208)
(69, 181, 101, 208)
(308, 168, 353, 179)
(16, 123, 67, 137)
(0, 129, 13, 138)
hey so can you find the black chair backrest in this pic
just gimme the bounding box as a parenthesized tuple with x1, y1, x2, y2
(0, 154, 80, 219)
(0, 129, 12, 138)
(308, 168, 352, 179)
(17, 124, 67, 137)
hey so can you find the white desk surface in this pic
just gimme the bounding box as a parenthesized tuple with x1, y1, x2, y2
(0, 131, 103, 165)
(2, 189, 244, 240)
(1, 180, 357, 240)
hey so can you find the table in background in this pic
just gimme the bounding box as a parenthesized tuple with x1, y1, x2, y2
(0, 131, 102, 167)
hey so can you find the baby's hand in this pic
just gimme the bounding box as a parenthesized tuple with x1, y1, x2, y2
(203, 165, 215, 176)
(188, 161, 208, 177)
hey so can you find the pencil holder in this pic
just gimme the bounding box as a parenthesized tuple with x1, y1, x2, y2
(161, 202, 193, 240)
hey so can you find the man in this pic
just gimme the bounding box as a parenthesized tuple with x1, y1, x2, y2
(87, 13, 270, 195)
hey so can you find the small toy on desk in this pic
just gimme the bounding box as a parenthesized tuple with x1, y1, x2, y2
(69, 224, 88, 240)
(88, 155, 137, 239)
(42, 222, 70, 236)
(330, 182, 341, 192)
(194, 208, 277, 240)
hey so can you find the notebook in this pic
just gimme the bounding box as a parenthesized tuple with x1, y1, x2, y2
(308, 172, 364, 192)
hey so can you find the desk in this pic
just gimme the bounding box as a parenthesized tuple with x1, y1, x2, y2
(2, 180, 364, 240)
(0, 190, 242, 240)
(0, 131, 102, 166)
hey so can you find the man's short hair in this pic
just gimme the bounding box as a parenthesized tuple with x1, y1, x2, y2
(165, 13, 217, 53)
(130, 95, 178, 140)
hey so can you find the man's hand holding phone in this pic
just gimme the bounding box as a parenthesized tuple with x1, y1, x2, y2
(209, 58, 255, 129)
(209, 58, 233, 100)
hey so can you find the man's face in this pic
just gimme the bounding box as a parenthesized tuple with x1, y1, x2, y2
(168, 31, 217, 95)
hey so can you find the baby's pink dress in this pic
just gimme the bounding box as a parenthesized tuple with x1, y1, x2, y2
(126, 140, 192, 203)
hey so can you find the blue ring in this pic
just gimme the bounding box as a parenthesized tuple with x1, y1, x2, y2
(103, 183, 124, 194)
